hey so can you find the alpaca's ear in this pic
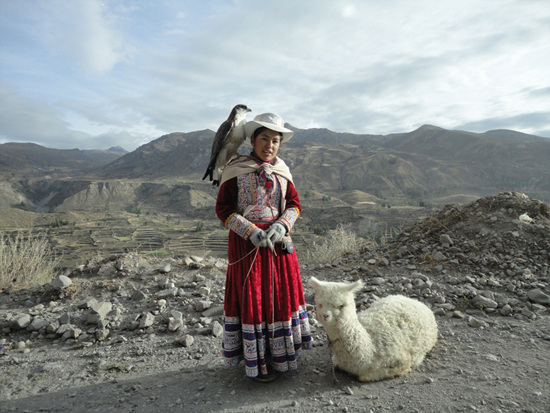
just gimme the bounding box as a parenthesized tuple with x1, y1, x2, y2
(346, 280, 364, 294)
(309, 277, 321, 290)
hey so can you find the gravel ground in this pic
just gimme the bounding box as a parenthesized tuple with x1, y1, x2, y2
(1, 192, 549, 412)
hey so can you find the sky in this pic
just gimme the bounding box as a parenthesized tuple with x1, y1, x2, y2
(1, 0, 549, 151)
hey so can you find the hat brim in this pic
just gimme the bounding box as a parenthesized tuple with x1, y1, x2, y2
(244, 120, 294, 143)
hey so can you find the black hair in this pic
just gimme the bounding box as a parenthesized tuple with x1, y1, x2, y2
(252, 126, 282, 140)
(252, 126, 268, 140)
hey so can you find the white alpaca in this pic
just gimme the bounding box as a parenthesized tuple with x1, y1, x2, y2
(309, 277, 438, 382)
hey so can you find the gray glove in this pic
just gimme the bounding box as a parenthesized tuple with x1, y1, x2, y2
(249, 228, 268, 248)
(266, 222, 286, 245)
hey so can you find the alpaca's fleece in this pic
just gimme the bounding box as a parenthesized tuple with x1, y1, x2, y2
(309, 277, 438, 382)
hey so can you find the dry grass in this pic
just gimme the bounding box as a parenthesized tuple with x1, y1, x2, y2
(0, 231, 59, 290)
(305, 224, 373, 265)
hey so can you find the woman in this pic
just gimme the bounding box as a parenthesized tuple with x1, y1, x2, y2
(215, 112, 312, 382)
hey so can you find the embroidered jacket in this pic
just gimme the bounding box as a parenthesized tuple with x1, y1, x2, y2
(215, 161, 301, 240)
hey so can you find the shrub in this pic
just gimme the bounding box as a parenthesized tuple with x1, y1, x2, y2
(305, 224, 371, 265)
(0, 231, 59, 290)
(194, 221, 205, 232)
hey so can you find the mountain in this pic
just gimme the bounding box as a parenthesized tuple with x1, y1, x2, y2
(287, 125, 385, 145)
(89, 125, 550, 202)
(0, 142, 127, 177)
(96, 130, 214, 179)
(2, 125, 550, 217)
(483, 129, 549, 142)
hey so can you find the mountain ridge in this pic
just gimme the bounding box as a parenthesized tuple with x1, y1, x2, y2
(1, 125, 550, 214)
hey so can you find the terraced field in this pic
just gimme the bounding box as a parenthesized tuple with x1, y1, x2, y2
(1, 201, 427, 272)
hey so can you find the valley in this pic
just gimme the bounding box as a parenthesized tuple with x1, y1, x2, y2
(2, 124, 549, 272)
(0, 177, 428, 270)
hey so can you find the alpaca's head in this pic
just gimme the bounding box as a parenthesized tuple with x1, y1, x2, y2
(309, 277, 364, 327)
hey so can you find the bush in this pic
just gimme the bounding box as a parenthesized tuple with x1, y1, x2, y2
(0, 231, 59, 290)
(305, 224, 371, 265)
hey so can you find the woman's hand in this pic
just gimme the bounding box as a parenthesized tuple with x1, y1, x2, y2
(249, 228, 268, 247)
(266, 222, 286, 245)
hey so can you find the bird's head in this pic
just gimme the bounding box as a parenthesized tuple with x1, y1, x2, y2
(233, 104, 251, 115)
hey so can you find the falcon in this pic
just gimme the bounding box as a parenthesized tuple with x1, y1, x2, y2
(202, 104, 251, 186)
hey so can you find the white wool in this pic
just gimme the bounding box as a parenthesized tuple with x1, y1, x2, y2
(309, 277, 438, 382)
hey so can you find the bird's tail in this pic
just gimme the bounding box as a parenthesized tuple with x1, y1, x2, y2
(202, 167, 213, 182)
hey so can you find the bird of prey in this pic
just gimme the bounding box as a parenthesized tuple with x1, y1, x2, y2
(202, 104, 251, 186)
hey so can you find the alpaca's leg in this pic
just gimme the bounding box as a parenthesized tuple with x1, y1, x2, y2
(358, 372, 376, 382)
(331, 353, 339, 368)
(411, 353, 427, 368)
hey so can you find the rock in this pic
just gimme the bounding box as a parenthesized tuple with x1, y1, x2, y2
(174, 335, 194, 347)
(433, 308, 446, 317)
(158, 264, 172, 274)
(440, 234, 453, 245)
(472, 295, 498, 309)
(202, 305, 224, 318)
(62, 327, 82, 340)
(190, 255, 204, 263)
(157, 288, 178, 298)
(468, 317, 489, 328)
(139, 313, 155, 328)
(114, 260, 124, 271)
(78, 298, 98, 309)
(211, 321, 223, 337)
(14, 341, 26, 350)
(131, 290, 148, 301)
(56, 313, 70, 325)
(195, 300, 213, 312)
(87, 302, 112, 324)
(50, 275, 72, 291)
(40, 362, 63, 372)
(182, 256, 195, 266)
(519, 213, 533, 223)
(168, 311, 184, 332)
(10, 314, 32, 330)
(527, 289, 550, 306)
(47, 320, 60, 334)
(98, 263, 115, 277)
(27, 318, 49, 332)
(500, 304, 513, 316)
(194, 274, 206, 283)
(96, 329, 110, 341)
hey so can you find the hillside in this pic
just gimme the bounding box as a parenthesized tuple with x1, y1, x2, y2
(96, 130, 214, 179)
(1, 125, 550, 244)
(0, 142, 126, 178)
(91, 125, 550, 204)
(1, 192, 549, 411)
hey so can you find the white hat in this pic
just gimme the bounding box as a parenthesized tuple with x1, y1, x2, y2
(244, 113, 294, 142)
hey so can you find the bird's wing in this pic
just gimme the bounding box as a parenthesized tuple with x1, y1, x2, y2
(202, 119, 234, 182)
(209, 120, 233, 162)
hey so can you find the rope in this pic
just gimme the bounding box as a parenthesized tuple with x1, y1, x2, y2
(328, 338, 340, 384)
(234, 243, 278, 375)
(228, 245, 260, 266)
(238, 246, 260, 312)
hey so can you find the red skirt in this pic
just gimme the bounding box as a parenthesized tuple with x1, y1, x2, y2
(222, 224, 312, 378)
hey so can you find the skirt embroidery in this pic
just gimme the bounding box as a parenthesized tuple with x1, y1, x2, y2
(222, 224, 312, 378)
(222, 306, 312, 377)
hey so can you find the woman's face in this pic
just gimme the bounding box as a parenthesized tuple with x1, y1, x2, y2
(251, 128, 281, 162)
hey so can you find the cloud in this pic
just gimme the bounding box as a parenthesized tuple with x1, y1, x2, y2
(0, 84, 147, 150)
(0, 84, 88, 147)
(456, 112, 550, 136)
(1, 0, 550, 151)
(15, 0, 128, 75)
